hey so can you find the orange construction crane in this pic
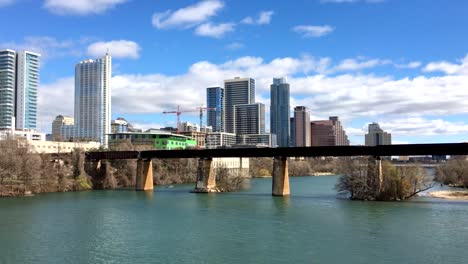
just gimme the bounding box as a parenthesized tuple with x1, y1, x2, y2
(162, 105, 215, 133)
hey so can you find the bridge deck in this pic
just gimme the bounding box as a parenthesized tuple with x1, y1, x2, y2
(85, 143, 468, 160)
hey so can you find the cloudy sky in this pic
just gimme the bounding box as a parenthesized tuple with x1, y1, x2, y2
(1, 0, 468, 144)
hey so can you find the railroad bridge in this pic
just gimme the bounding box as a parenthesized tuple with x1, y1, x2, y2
(85, 143, 468, 196)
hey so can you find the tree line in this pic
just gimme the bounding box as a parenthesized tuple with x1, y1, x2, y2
(3, 138, 464, 200)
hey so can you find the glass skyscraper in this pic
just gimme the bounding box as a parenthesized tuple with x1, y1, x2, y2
(234, 103, 265, 136)
(74, 53, 111, 147)
(270, 77, 290, 147)
(206, 86, 224, 132)
(16, 51, 40, 130)
(0, 49, 16, 130)
(224, 77, 255, 134)
(0, 49, 40, 131)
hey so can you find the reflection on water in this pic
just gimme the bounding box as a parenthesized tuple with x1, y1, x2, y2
(0, 176, 467, 264)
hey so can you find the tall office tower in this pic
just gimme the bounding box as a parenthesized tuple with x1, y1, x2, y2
(0, 49, 16, 130)
(294, 106, 311, 147)
(329, 116, 350, 146)
(52, 115, 75, 141)
(15, 51, 40, 130)
(74, 53, 111, 147)
(270, 77, 290, 147)
(224, 77, 255, 133)
(206, 86, 224, 132)
(365, 122, 391, 146)
(234, 103, 265, 135)
(311, 116, 350, 146)
(290, 117, 295, 147)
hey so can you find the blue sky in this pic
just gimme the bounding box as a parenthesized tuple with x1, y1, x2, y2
(1, 0, 468, 144)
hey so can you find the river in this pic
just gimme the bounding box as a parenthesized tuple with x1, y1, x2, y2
(0, 176, 467, 264)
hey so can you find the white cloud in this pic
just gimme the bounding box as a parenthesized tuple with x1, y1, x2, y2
(395, 61, 421, 69)
(334, 58, 391, 71)
(0, 36, 79, 60)
(39, 54, 468, 139)
(152, 0, 224, 29)
(423, 55, 468, 75)
(111, 55, 468, 122)
(378, 118, 468, 136)
(38, 77, 75, 132)
(195, 22, 235, 38)
(345, 127, 367, 137)
(0, 0, 14, 7)
(292, 25, 334, 38)
(87, 40, 141, 59)
(132, 122, 164, 131)
(321, 0, 384, 3)
(241, 10, 274, 25)
(44, 0, 128, 15)
(226, 42, 244, 50)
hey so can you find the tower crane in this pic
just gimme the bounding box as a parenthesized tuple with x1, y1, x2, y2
(198, 106, 216, 131)
(162, 105, 216, 133)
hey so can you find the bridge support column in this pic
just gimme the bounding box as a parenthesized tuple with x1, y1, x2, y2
(367, 156, 383, 195)
(272, 156, 290, 196)
(136, 159, 154, 191)
(194, 158, 217, 193)
(84, 160, 101, 178)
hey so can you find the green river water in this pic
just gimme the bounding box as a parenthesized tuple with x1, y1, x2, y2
(0, 176, 467, 264)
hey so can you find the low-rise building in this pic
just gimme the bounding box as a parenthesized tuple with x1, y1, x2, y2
(109, 132, 197, 150)
(237, 133, 277, 147)
(179, 131, 206, 149)
(206, 132, 237, 149)
(28, 141, 100, 153)
(0, 130, 45, 141)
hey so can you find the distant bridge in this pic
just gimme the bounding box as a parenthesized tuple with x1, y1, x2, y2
(85, 143, 468, 196)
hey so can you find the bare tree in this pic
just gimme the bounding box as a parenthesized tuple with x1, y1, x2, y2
(435, 156, 468, 187)
(335, 158, 432, 201)
(215, 165, 247, 192)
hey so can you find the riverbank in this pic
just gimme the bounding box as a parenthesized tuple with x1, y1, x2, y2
(253, 172, 335, 178)
(428, 190, 468, 200)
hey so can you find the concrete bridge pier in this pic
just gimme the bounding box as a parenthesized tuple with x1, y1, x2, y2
(136, 159, 154, 191)
(194, 158, 217, 193)
(367, 156, 383, 195)
(272, 156, 290, 196)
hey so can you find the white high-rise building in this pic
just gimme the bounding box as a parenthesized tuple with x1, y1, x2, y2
(74, 53, 111, 147)
(15, 51, 40, 131)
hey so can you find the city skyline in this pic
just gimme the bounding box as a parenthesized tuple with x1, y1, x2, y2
(1, 1, 468, 144)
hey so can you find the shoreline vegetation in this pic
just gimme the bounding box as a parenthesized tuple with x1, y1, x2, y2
(1, 139, 467, 200)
